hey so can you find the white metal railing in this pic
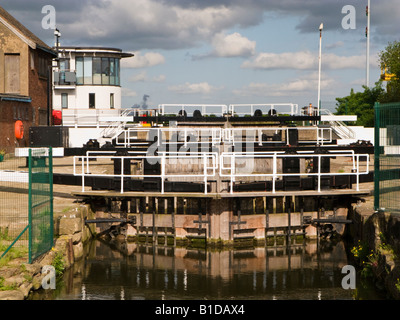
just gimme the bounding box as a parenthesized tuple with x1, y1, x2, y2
(74, 152, 218, 194)
(115, 126, 332, 147)
(158, 104, 228, 117)
(222, 127, 332, 146)
(219, 152, 369, 194)
(62, 108, 132, 128)
(101, 108, 138, 138)
(229, 104, 299, 116)
(320, 109, 356, 139)
(116, 127, 224, 148)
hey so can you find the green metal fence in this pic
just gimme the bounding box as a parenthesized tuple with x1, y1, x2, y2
(374, 102, 400, 214)
(0, 147, 53, 263)
(28, 148, 54, 263)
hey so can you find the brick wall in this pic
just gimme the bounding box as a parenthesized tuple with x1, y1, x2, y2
(0, 100, 31, 153)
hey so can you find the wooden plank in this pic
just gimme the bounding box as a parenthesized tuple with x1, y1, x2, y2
(5, 54, 20, 94)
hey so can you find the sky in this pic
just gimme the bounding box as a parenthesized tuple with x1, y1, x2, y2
(2, 0, 399, 112)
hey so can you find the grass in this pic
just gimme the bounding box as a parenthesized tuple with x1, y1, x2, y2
(0, 277, 18, 291)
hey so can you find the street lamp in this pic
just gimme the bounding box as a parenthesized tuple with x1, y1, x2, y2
(366, 0, 370, 87)
(317, 23, 323, 119)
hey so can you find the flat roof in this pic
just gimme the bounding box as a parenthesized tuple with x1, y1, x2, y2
(56, 46, 134, 58)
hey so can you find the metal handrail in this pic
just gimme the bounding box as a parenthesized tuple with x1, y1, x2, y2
(222, 127, 332, 146)
(116, 126, 332, 147)
(219, 152, 369, 194)
(116, 127, 224, 148)
(320, 109, 356, 139)
(73, 153, 218, 194)
(229, 103, 299, 116)
(158, 104, 228, 117)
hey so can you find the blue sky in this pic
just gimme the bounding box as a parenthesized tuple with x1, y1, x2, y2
(2, 0, 398, 112)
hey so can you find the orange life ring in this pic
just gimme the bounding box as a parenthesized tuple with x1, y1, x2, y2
(15, 120, 24, 140)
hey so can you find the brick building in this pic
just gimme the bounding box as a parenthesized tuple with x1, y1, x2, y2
(0, 5, 56, 153)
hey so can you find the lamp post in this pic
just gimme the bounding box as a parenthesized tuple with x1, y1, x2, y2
(54, 28, 61, 68)
(48, 28, 61, 126)
(366, 0, 370, 87)
(317, 23, 323, 119)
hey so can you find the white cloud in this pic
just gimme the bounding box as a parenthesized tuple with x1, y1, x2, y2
(129, 71, 166, 82)
(168, 82, 223, 94)
(233, 73, 336, 98)
(122, 88, 138, 97)
(242, 51, 316, 70)
(61, 0, 264, 50)
(242, 51, 370, 70)
(121, 52, 165, 68)
(211, 32, 256, 57)
(152, 74, 166, 83)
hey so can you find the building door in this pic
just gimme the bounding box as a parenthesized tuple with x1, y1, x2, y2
(5, 54, 20, 94)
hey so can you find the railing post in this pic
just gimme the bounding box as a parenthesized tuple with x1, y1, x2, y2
(272, 153, 277, 194)
(356, 155, 360, 191)
(230, 154, 235, 194)
(317, 154, 321, 193)
(161, 155, 165, 194)
(203, 153, 208, 195)
(81, 156, 85, 192)
(120, 156, 124, 194)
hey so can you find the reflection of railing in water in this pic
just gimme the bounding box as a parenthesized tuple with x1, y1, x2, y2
(67, 241, 353, 300)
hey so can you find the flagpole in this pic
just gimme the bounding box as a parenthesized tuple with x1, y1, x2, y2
(366, 0, 370, 87)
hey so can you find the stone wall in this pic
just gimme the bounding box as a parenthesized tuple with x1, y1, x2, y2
(0, 203, 94, 300)
(352, 205, 400, 299)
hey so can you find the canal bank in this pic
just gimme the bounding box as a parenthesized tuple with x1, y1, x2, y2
(0, 201, 95, 300)
(349, 200, 400, 299)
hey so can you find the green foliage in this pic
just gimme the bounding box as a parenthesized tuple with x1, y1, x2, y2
(395, 278, 400, 293)
(51, 251, 65, 277)
(0, 277, 17, 291)
(335, 82, 384, 127)
(379, 41, 400, 103)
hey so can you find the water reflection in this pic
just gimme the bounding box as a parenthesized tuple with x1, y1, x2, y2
(31, 239, 375, 300)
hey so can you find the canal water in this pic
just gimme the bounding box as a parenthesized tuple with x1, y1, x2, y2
(30, 239, 383, 300)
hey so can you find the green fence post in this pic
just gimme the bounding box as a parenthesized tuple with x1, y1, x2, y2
(49, 147, 54, 248)
(28, 148, 33, 264)
(374, 102, 380, 211)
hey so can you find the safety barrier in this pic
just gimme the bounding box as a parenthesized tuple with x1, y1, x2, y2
(219, 151, 369, 194)
(73, 152, 218, 194)
(158, 104, 228, 117)
(116, 127, 223, 148)
(229, 104, 299, 116)
(115, 126, 332, 148)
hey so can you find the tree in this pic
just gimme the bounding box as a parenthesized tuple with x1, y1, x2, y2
(379, 41, 400, 103)
(335, 82, 384, 127)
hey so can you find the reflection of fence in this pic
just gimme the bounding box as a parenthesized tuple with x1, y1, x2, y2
(0, 148, 53, 263)
(374, 102, 400, 213)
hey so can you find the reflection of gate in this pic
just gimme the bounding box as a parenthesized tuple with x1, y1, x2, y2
(28, 148, 54, 263)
